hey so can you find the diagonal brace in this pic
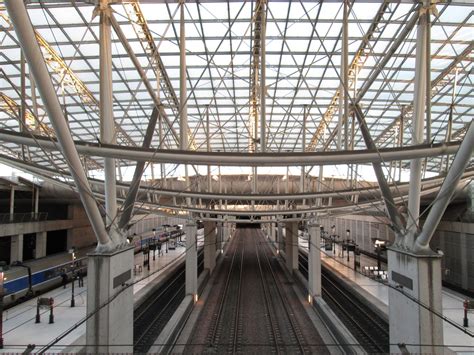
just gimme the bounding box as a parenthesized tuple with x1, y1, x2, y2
(353, 104, 405, 237)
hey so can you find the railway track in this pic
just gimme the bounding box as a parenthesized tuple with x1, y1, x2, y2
(255, 230, 308, 353)
(299, 251, 389, 353)
(184, 229, 328, 353)
(133, 248, 203, 353)
(205, 234, 244, 353)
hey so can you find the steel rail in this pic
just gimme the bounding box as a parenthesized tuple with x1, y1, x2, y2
(259, 230, 306, 353)
(254, 229, 281, 354)
(321, 268, 389, 353)
(207, 235, 243, 349)
(0, 129, 462, 167)
(298, 251, 388, 353)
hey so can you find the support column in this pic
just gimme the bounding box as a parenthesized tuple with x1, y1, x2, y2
(405, 1, 429, 248)
(99, 0, 117, 228)
(185, 220, 197, 299)
(259, 0, 266, 152)
(308, 221, 321, 302)
(277, 222, 283, 253)
(388, 250, 443, 354)
(285, 221, 298, 273)
(10, 234, 23, 264)
(204, 221, 216, 274)
(270, 222, 276, 243)
(86, 246, 134, 354)
(216, 221, 223, 252)
(9, 186, 14, 222)
(35, 231, 47, 259)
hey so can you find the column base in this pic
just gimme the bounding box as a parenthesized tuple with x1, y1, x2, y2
(388, 247, 444, 354)
(86, 245, 134, 354)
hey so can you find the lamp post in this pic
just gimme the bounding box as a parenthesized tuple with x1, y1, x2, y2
(152, 228, 156, 261)
(346, 229, 350, 262)
(331, 225, 336, 254)
(69, 247, 76, 307)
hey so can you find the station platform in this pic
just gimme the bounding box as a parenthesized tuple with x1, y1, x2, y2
(0, 234, 199, 354)
(311, 241, 474, 354)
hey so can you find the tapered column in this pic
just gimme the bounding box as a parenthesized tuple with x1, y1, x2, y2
(308, 221, 321, 301)
(185, 220, 197, 298)
(100, 0, 117, 228)
(259, 0, 266, 152)
(204, 221, 216, 274)
(405, 0, 429, 248)
(285, 221, 298, 273)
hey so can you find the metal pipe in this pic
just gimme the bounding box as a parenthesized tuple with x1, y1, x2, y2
(206, 106, 212, 192)
(406, 2, 428, 248)
(99, 1, 117, 229)
(118, 108, 159, 230)
(425, 5, 431, 143)
(4, 152, 468, 203)
(414, 122, 474, 253)
(343, 0, 349, 151)
(180, 1, 187, 151)
(301, 106, 307, 204)
(0, 129, 461, 167)
(260, 0, 266, 153)
(353, 104, 405, 235)
(4, 0, 112, 249)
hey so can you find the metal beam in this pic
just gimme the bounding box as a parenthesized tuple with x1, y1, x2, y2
(117, 107, 159, 230)
(353, 104, 405, 235)
(4, 0, 113, 250)
(0, 128, 462, 167)
(405, 2, 428, 248)
(99, 1, 118, 231)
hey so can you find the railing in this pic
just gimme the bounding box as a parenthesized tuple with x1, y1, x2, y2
(0, 212, 48, 224)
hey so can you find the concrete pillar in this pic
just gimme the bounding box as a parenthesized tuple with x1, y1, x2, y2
(270, 223, 276, 243)
(10, 234, 23, 264)
(10, 186, 15, 222)
(388, 249, 443, 354)
(86, 246, 134, 353)
(34, 187, 39, 215)
(35, 231, 47, 258)
(285, 222, 298, 273)
(216, 222, 223, 252)
(460, 232, 468, 291)
(185, 220, 197, 298)
(204, 221, 216, 274)
(308, 221, 321, 301)
(277, 222, 283, 252)
(467, 181, 474, 219)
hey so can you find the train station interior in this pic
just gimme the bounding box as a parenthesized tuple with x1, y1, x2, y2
(0, 0, 472, 353)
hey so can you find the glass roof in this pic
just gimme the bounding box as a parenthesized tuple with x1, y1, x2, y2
(0, 0, 472, 176)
